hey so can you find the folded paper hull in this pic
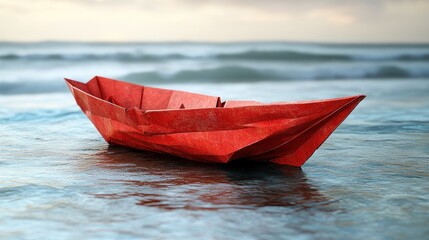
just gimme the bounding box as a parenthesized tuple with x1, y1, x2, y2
(65, 76, 365, 167)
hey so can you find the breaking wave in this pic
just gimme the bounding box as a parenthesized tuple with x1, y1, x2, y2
(2, 65, 428, 95)
(1, 42, 429, 95)
(216, 51, 353, 61)
(2, 51, 429, 62)
(0, 53, 186, 62)
(122, 65, 426, 83)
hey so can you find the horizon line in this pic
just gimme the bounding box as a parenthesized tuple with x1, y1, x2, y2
(1, 40, 429, 46)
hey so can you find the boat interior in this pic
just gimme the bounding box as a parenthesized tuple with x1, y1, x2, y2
(65, 76, 263, 110)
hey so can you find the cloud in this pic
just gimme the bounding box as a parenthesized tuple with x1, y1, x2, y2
(0, 0, 428, 42)
(46, 0, 421, 23)
(174, 0, 410, 19)
(51, 0, 411, 13)
(0, 0, 421, 18)
(38, 0, 406, 11)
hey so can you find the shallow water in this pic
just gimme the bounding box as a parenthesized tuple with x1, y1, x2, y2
(1, 78, 428, 239)
(0, 80, 429, 239)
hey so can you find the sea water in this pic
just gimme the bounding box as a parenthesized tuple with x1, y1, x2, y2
(0, 42, 428, 239)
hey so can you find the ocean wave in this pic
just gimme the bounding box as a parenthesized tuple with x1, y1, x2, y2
(1, 65, 427, 95)
(122, 65, 427, 83)
(123, 66, 272, 83)
(216, 50, 353, 61)
(0, 53, 186, 61)
(0, 109, 81, 123)
(0, 81, 67, 95)
(343, 120, 429, 134)
(2, 51, 429, 62)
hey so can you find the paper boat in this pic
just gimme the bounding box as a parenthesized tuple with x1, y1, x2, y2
(65, 76, 364, 167)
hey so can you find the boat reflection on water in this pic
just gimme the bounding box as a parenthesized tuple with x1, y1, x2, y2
(89, 145, 331, 211)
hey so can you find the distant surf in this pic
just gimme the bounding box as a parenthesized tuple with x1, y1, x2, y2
(1, 42, 428, 94)
(2, 50, 429, 62)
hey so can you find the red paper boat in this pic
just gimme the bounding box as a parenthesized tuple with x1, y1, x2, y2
(65, 76, 364, 167)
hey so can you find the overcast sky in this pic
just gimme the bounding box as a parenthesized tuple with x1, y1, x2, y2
(0, 0, 428, 42)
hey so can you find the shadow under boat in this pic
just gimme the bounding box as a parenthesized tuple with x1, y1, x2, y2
(90, 145, 332, 211)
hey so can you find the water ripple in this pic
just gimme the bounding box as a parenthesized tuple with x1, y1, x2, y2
(0, 109, 81, 123)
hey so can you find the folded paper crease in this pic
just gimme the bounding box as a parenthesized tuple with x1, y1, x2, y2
(65, 76, 365, 167)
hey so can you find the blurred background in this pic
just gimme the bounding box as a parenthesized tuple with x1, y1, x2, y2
(1, 1, 428, 239)
(1, 0, 429, 94)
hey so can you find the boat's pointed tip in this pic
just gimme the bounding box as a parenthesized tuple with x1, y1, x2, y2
(345, 95, 365, 102)
(357, 95, 366, 102)
(355, 94, 366, 100)
(64, 78, 75, 85)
